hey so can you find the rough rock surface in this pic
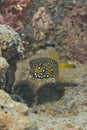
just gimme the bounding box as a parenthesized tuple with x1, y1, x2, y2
(0, 57, 9, 73)
(0, 24, 25, 61)
(0, 1, 87, 130)
(0, 74, 87, 130)
(0, 24, 25, 93)
(28, 76, 87, 130)
(60, 1, 87, 64)
(32, 6, 53, 40)
(13, 47, 87, 130)
(0, 56, 9, 89)
(0, 90, 38, 130)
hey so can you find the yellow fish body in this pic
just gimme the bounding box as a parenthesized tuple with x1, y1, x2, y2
(29, 52, 76, 79)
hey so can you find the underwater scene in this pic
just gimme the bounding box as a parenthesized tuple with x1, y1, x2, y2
(0, 0, 87, 130)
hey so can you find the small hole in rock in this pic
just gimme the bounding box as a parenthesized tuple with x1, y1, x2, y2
(1, 105, 4, 109)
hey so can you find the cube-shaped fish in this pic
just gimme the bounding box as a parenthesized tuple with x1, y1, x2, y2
(29, 57, 59, 79)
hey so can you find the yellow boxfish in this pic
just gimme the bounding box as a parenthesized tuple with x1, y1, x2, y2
(29, 52, 76, 79)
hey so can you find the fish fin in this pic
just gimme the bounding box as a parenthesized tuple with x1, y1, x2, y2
(55, 69, 63, 81)
(55, 72, 66, 83)
(59, 62, 76, 68)
(49, 52, 59, 61)
(55, 75, 62, 81)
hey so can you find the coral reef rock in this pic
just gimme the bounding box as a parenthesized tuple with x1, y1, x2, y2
(61, 1, 87, 64)
(32, 6, 53, 40)
(0, 57, 9, 73)
(28, 75, 87, 130)
(0, 56, 9, 89)
(0, 90, 38, 130)
(0, 24, 25, 61)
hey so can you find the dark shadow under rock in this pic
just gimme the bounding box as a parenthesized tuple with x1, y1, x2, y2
(35, 81, 77, 104)
(13, 80, 35, 106)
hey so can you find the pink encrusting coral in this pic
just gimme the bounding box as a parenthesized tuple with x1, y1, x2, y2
(59, 1, 87, 64)
(0, 0, 31, 31)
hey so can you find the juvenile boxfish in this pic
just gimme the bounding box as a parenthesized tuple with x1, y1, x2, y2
(29, 53, 76, 79)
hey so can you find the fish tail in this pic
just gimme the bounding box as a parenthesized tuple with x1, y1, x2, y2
(59, 62, 76, 68)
